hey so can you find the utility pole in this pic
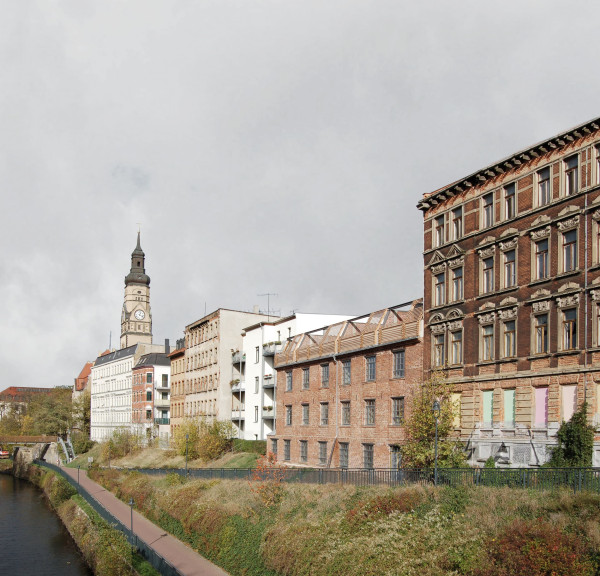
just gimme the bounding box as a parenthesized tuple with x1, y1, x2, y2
(258, 293, 278, 321)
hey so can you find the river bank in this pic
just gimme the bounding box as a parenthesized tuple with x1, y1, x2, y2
(88, 466, 600, 576)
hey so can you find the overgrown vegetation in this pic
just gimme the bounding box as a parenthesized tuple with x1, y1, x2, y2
(88, 466, 600, 576)
(100, 428, 145, 461)
(172, 417, 236, 462)
(402, 371, 467, 468)
(547, 403, 594, 467)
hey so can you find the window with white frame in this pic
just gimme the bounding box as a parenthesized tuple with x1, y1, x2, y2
(364, 399, 375, 426)
(502, 319, 516, 358)
(562, 308, 577, 350)
(450, 329, 463, 365)
(393, 349, 405, 378)
(562, 229, 578, 272)
(320, 402, 329, 425)
(391, 397, 404, 425)
(593, 215, 600, 265)
(533, 312, 549, 354)
(342, 360, 351, 385)
(285, 405, 292, 426)
(504, 183, 516, 220)
(482, 256, 494, 293)
(482, 193, 494, 228)
(452, 206, 463, 240)
(341, 401, 351, 425)
(321, 364, 329, 387)
(302, 403, 309, 425)
(481, 322, 494, 361)
(534, 237, 549, 280)
(433, 331, 445, 368)
(302, 367, 309, 389)
(434, 271, 446, 306)
(537, 167, 551, 206)
(503, 249, 516, 288)
(434, 215, 445, 247)
(451, 266, 463, 301)
(365, 355, 376, 381)
(564, 155, 579, 195)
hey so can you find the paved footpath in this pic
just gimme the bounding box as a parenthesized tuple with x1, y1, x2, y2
(61, 467, 229, 576)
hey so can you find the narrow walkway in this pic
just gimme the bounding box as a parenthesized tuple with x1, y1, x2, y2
(61, 467, 229, 576)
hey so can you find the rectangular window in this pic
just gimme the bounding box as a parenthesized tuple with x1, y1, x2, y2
(451, 392, 461, 428)
(146, 409, 152, 420)
(341, 401, 351, 426)
(433, 333, 445, 367)
(339, 442, 349, 468)
(561, 384, 577, 422)
(255, 346, 260, 363)
(393, 350, 405, 378)
(535, 314, 549, 354)
(482, 193, 494, 228)
(565, 155, 578, 195)
(300, 440, 308, 463)
(146, 390, 152, 401)
(483, 257, 494, 293)
(482, 390, 494, 427)
(450, 330, 463, 365)
(504, 183, 516, 220)
(363, 444, 374, 469)
(482, 324, 494, 361)
(538, 167, 550, 205)
(390, 445, 401, 469)
(535, 239, 549, 280)
(285, 405, 292, 426)
(563, 309, 577, 350)
(284, 439, 290, 461)
(503, 389, 515, 427)
(534, 387, 549, 427)
(450, 207, 462, 240)
(146, 372, 153, 384)
(254, 406, 259, 423)
(321, 364, 329, 387)
(162, 374, 168, 386)
(286, 371, 292, 391)
(365, 355, 376, 381)
(365, 399, 375, 426)
(320, 402, 329, 425)
(255, 376, 259, 393)
(435, 215, 445, 247)
(342, 360, 351, 385)
(503, 250, 516, 288)
(452, 267, 463, 301)
(434, 272, 446, 306)
(503, 320, 516, 358)
(302, 368, 310, 389)
(391, 397, 404, 425)
(563, 229, 577, 272)
(318, 442, 327, 466)
(271, 439, 278, 457)
(302, 403, 309, 425)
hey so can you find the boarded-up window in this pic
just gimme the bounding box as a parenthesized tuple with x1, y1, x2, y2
(534, 387, 549, 427)
(561, 385, 577, 422)
(503, 389, 515, 427)
(482, 390, 493, 427)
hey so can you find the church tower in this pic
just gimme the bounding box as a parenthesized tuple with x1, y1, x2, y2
(120, 232, 153, 348)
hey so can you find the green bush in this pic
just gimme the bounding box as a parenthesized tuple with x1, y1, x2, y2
(71, 431, 96, 455)
(48, 474, 77, 507)
(548, 403, 594, 467)
(232, 439, 267, 455)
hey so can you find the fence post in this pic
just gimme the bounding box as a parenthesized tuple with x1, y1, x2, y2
(318, 469, 323, 485)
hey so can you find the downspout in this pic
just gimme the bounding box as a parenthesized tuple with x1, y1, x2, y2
(584, 188, 589, 404)
(327, 353, 339, 468)
(260, 323, 265, 441)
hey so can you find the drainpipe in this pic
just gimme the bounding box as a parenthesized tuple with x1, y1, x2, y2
(260, 323, 265, 441)
(584, 188, 589, 404)
(327, 353, 339, 468)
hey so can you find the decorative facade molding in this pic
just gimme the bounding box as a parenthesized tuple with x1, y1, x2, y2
(477, 312, 496, 325)
(429, 313, 445, 324)
(430, 323, 446, 334)
(446, 308, 464, 320)
(592, 209, 600, 222)
(530, 225, 551, 240)
(531, 288, 551, 300)
(479, 302, 496, 311)
(558, 205, 581, 218)
(431, 263, 447, 274)
(557, 282, 581, 293)
(448, 256, 464, 269)
(478, 245, 496, 258)
(427, 250, 445, 267)
(531, 215, 551, 228)
(500, 296, 518, 307)
(500, 227, 519, 238)
(446, 244, 465, 258)
(477, 235, 496, 248)
(447, 320, 463, 331)
(499, 237, 518, 251)
(591, 289, 600, 302)
(498, 307, 518, 320)
(557, 215, 579, 232)
(532, 300, 551, 313)
(556, 294, 580, 308)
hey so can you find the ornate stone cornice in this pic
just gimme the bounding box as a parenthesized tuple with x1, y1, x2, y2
(477, 312, 496, 325)
(530, 226, 551, 240)
(591, 289, 600, 302)
(478, 245, 495, 258)
(431, 263, 447, 274)
(448, 256, 464, 269)
(447, 320, 463, 331)
(497, 307, 518, 320)
(592, 209, 600, 222)
(556, 294, 580, 308)
(557, 215, 579, 232)
(499, 237, 518, 251)
(532, 300, 551, 313)
(447, 308, 464, 320)
(430, 323, 446, 334)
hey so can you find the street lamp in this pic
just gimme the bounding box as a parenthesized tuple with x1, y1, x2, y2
(77, 465, 80, 491)
(129, 497, 135, 570)
(185, 433, 189, 478)
(432, 400, 441, 486)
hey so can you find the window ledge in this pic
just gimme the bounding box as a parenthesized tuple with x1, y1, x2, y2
(495, 286, 519, 295)
(555, 270, 581, 280)
(529, 278, 551, 287)
(496, 357, 517, 363)
(476, 360, 496, 366)
(527, 354, 552, 360)
(554, 349, 580, 357)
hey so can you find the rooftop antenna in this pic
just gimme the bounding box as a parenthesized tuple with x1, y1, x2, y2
(136, 222, 141, 233)
(258, 292, 278, 321)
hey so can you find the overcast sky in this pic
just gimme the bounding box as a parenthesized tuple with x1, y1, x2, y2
(2, 1, 600, 389)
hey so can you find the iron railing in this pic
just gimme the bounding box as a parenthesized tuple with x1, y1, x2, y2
(34, 460, 181, 576)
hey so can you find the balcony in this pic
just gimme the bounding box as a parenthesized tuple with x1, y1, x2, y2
(231, 409, 245, 420)
(156, 380, 170, 390)
(230, 380, 245, 394)
(154, 418, 170, 425)
(263, 374, 275, 389)
(154, 397, 170, 408)
(232, 351, 246, 364)
(262, 342, 282, 357)
(262, 406, 275, 419)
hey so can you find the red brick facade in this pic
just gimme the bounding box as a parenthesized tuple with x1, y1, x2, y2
(270, 302, 423, 468)
(419, 117, 600, 466)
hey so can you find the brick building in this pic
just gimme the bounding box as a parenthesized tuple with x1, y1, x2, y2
(418, 116, 600, 466)
(270, 301, 423, 469)
(168, 339, 186, 437)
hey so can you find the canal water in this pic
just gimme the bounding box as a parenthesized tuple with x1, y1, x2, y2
(0, 473, 92, 575)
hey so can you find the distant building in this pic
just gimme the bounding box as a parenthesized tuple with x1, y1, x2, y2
(418, 116, 600, 466)
(270, 301, 423, 468)
(0, 386, 54, 420)
(168, 339, 186, 437)
(232, 313, 354, 441)
(73, 361, 93, 401)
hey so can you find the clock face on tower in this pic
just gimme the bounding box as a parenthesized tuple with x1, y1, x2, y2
(134, 309, 146, 320)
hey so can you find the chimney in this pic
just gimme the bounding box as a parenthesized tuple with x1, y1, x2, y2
(164, 338, 170, 354)
(253, 305, 260, 314)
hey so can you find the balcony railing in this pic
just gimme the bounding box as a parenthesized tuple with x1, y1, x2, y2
(231, 409, 245, 420)
(263, 374, 275, 388)
(154, 418, 170, 425)
(232, 351, 246, 364)
(231, 380, 245, 393)
(262, 342, 282, 357)
(262, 406, 275, 419)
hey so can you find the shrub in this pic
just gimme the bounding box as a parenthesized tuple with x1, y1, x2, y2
(232, 439, 267, 455)
(547, 403, 594, 467)
(71, 431, 95, 455)
(476, 519, 596, 576)
(100, 429, 144, 461)
(249, 453, 286, 507)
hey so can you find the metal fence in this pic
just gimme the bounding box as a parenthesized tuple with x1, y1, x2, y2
(34, 460, 181, 576)
(125, 465, 600, 492)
